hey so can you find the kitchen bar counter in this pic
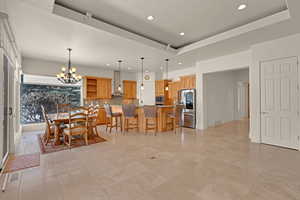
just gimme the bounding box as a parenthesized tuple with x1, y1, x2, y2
(109, 105, 174, 132)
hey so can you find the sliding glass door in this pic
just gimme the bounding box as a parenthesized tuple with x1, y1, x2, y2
(1, 55, 13, 165)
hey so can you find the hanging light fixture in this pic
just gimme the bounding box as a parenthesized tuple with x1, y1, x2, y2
(140, 57, 145, 90)
(56, 48, 82, 84)
(117, 60, 122, 92)
(165, 58, 169, 91)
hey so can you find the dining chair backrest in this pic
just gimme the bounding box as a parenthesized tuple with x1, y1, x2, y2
(143, 105, 157, 118)
(41, 105, 51, 129)
(88, 105, 100, 121)
(68, 107, 88, 130)
(122, 104, 137, 118)
(103, 104, 112, 117)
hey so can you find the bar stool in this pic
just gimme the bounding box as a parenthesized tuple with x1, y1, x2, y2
(122, 104, 138, 133)
(103, 104, 122, 133)
(168, 104, 184, 134)
(143, 105, 157, 135)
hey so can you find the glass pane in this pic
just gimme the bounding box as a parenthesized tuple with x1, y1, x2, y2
(20, 83, 81, 124)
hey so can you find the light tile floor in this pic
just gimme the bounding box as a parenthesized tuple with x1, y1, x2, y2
(1, 120, 300, 200)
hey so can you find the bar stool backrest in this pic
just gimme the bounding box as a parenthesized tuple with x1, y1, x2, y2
(143, 105, 157, 118)
(103, 104, 112, 117)
(122, 104, 137, 118)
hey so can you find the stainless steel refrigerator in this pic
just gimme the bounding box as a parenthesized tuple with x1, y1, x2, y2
(178, 89, 196, 128)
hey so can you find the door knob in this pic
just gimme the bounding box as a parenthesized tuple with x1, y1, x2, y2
(261, 111, 269, 115)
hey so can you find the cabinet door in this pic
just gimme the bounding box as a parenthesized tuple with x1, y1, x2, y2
(157, 80, 165, 96)
(123, 81, 137, 99)
(190, 75, 196, 89)
(168, 82, 173, 99)
(98, 78, 112, 99)
(97, 108, 107, 125)
(123, 81, 129, 99)
(131, 81, 137, 99)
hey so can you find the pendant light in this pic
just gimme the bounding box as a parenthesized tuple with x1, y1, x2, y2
(117, 60, 122, 92)
(140, 57, 145, 90)
(165, 58, 169, 91)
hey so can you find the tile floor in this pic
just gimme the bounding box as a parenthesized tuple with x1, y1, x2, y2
(1, 120, 300, 200)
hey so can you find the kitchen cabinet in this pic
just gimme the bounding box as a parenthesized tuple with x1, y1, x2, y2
(168, 81, 181, 102)
(155, 80, 172, 105)
(180, 74, 196, 89)
(123, 80, 137, 99)
(96, 108, 107, 125)
(83, 76, 112, 99)
(155, 80, 167, 96)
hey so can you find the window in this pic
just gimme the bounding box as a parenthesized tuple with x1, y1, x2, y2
(20, 75, 81, 124)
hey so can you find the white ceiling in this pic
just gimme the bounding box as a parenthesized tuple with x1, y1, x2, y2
(7, 0, 173, 72)
(6, 0, 300, 73)
(55, 0, 287, 48)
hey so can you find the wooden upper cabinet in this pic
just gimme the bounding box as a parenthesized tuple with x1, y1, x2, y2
(180, 74, 196, 89)
(84, 77, 98, 99)
(168, 81, 181, 102)
(155, 80, 167, 96)
(97, 78, 112, 99)
(123, 80, 137, 99)
(83, 76, 112, 99)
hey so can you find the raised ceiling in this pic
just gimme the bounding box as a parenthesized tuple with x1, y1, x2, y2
(55, 0, 287, 48)
(7, 0, 173, 72)
(6, 0, 300, 73)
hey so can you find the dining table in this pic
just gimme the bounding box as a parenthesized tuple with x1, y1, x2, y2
(48, 112, 97, 146)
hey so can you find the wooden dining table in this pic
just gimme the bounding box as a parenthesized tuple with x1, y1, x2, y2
(48, 113, 97, 146)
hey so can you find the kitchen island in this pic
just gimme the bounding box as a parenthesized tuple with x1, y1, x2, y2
(108, 105, 175, 132)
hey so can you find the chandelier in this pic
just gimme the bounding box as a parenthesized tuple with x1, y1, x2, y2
(57, 48, 82, 84)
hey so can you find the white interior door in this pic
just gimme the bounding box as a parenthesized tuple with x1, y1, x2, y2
(260, 57, 299, 149)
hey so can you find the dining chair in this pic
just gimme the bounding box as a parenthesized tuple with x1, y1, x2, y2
(103, 104, 122, 133)
(122, 104, 138, 133)
(88, 105, 100, 136)
(168, 104, 184, 134)
(56, 103, 70, 118)
(41, 105, 55, 145)
(143, 105, 157, 135)
(63, 107, 89, 148)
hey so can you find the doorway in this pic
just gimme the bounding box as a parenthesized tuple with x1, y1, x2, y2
(203, 68, 249, 128)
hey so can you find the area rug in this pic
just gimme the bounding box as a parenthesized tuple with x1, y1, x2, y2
(38, 134, 107, 154)
(4, 153, 40, 173)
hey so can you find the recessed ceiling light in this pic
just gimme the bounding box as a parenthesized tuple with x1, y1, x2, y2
(106, 64, 110, 66)
(147, 16, 154, 21)
(180, 32, 185, 36)
(178, 62, 182, 65)
(238, 4, 247, 10)
(128, 67, 132, 70)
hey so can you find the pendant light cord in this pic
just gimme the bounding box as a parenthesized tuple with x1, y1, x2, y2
(165, 59, 169, 80)
(141, 57, 144, 85)
(118, 60, 122, 87)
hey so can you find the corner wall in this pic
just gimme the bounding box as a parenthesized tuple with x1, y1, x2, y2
(250, 33, 300, 143)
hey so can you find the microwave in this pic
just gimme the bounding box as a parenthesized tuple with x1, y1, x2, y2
(155, 96, 164, 105)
